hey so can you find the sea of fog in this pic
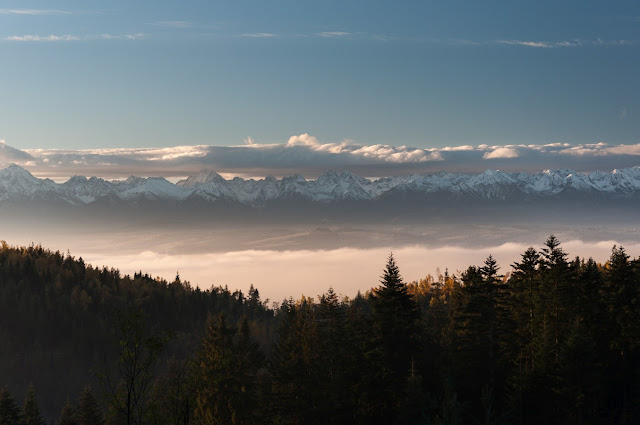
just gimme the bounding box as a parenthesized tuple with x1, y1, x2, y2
(3, 216, 640, 301)
(3, 234, 639, 302)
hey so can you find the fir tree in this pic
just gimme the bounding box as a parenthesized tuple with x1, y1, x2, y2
(57, 399, 78, 425)
(21, 384, 44, 425)
(366, 253, 421, 423)
(194, 312, 264, 425)
(76, 386, 104, 425)
(509, 247, 540, 374)
(0, 387, 21, 425)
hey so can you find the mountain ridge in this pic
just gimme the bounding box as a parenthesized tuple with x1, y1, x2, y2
(2, 164, 640, 207)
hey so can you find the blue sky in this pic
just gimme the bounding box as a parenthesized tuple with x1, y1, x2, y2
(1, 0, 639, 153)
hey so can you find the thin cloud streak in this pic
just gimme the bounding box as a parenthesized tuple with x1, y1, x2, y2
(495, 38, 636, 48)
(241, 32, 277, 38)
(0, 9, 71, 15)
(4, 33, 144, 42)
(316, 31, 351, 38)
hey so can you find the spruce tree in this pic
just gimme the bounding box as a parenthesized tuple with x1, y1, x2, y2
(316, 287, 351, 424)
(76, 386, 104, 425)
(509, 247, 541, 374)
(367, 253, 421, 423)
(539, 235, 574, 369)
(57, 399, 78, 425)
(604, 245, 640, 422)
(194, 312, 264, 425)
(455, 256, 511, 422)
(0, 387, 21, 425)
(269, 297, 320, 424)
(21, 384, 44, 425)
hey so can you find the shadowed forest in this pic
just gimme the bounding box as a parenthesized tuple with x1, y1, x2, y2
(1, 236, 639, 424)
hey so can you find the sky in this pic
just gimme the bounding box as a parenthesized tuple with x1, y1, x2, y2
(1, 0, 639, 158)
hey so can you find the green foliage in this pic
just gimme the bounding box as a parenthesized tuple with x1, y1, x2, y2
(2, 238, 640, 424)
(0, 387, 21, 425)
(194, 313, 264, 425)
(21, 384, 44, 425)
(0, 241, 274, 420)
(75, 387, 104, 425)
(56, 399, 77, 425)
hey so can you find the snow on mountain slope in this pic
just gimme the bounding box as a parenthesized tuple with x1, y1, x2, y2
(118, 177, 193, 201)
(1, 164, 640, 207)
(0, 164, 61, 201)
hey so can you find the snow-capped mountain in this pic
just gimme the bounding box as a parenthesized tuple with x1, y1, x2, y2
(1, 164, 640, 208)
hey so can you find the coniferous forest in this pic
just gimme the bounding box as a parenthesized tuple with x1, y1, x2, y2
(1, 236, 640, 424)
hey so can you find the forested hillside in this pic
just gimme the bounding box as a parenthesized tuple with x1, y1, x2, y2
(1, 237, 640, 424)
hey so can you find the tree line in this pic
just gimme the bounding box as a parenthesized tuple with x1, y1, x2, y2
(0, 236, 639, 424)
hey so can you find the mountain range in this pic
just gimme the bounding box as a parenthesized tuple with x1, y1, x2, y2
(2, 164, 640, 208)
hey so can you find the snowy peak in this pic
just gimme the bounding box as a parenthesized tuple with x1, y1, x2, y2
(178, 170, 225, 187)
(0, 164, 37, 180)
(2, 165, 640, 207)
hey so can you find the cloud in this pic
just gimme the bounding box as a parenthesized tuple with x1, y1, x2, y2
(6, 34, 80, 42)
(483, 147, 519, 159)
(287, 133, 320, 147)
(241, 32, 277, 38)
(496, 39, 582, 48)
(0, 9, 71, 15)
(494, 38, 636, 48)
(0, 139, 35, 164)
(2, 136, 640, 180)
(316, 31, 351, 38)
(5, 33, 144, 42)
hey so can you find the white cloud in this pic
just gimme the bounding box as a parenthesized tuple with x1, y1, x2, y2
(3, 135, 640, 180)
(0, 9, 71, 15)
(241, 33, 277, 38)
(483, 147, 519, 159)
(5, 33, 144, 42)
(6, 34, 79, 42)
(287, 133, 320, 146)
(495, 38, 634, 48)
(317, 31, 351, 38)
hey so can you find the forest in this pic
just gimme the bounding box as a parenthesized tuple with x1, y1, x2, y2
(0, 236, 639, 424)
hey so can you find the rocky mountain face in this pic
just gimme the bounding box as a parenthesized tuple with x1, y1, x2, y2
(2, 164, 640, 207)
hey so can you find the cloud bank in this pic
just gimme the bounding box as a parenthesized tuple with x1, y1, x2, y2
(1, 136, 640, 180)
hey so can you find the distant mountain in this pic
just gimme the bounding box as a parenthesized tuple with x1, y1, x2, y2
(2, 164, 640, 208)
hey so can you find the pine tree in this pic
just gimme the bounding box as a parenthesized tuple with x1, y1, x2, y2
(21, 384, 44, 425)
(603, 245, 640, 422)
(539, 235, 574, 369)
(57, 399, 78, 425)
(76, 386, 104, 425)
(194, 312, 264, 425)
(0, 387, 22, 425)
(269, 297, 320, 424)
(455, 256, 511, 422)
(366, 253, 421, 422)
(315, 287, 351, 424)
(509, 247, 540, 374)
